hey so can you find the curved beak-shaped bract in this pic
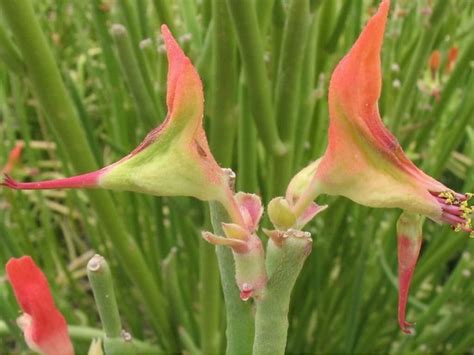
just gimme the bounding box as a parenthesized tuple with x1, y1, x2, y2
(6, 256, 74, 355)
(2, 25, 242, 224)
(295, 0, 473, 232)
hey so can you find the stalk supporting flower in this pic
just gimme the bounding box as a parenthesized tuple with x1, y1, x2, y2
(88, 254, 143, 354)
(396, 212, 423, 335)
(203, 192, 267, 300)
(6, 256, 74, 355)
(253, 230, 313, 355)
(1, 25, 244, 227)
(209, 200, 255, 355)
(87, 255, 122, 339)
(287, 0, 474, 332)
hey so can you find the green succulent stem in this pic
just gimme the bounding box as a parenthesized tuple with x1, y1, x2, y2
(272, 0, 311, 194)
(209, 201, 254, 355)
(199, 238, 221, 354)
(110, 23, 158, 128)
(0, 24, 25, 74)
(209, 0, 237, 166)
(226, 0, 286, 156)
(0, 322, 162, 353)
(87, 254, 162, 354)
(390, 0, 449, 133)
(87, 255, 122, 338)
(253, 232, 312, 355)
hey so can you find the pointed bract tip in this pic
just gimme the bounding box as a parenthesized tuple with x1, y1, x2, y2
(161, 24, 189, 111)
(331, 0, 389, 91)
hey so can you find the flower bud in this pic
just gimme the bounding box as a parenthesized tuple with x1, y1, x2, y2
(267, 197, 296, 230)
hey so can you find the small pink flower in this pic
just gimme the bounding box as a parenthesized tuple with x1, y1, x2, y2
(202, 193, 267, 300)
(6, 256, 74, 355)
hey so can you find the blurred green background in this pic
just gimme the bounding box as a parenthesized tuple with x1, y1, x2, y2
(0, 0, 473, 353)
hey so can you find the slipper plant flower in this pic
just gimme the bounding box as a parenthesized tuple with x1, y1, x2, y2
(6, 256, 74, 355)
(1, 25, 243, 226)
(289, 0, 473, 333)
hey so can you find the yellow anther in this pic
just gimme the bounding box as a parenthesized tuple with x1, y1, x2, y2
(440, 191, 456, 205)
(464, 220, 472, 231)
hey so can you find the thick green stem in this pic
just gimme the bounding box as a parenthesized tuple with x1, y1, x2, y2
(179, 0, 202, 52)
(226, 0, 286, 156)
(90, 1, 130, 149)
(87, 254, 163, 354)
(199, 238, 221, 354)
(209, 201, 254, 355)
(0, 24, 25, 74)
(390, 0, 448, 133)
(209, 0, 238, 166)
(237, 79, 258, 193)
(272, 0, 310, 194)
(110, 24, 158, 128)
(87, 255, 122, 338)
(255, 0, 275, 34)
(0, 0, 170, 342)
(253, 232, 312, 355)
(417, 36, 474, 149)
(0, 322, 161, 353)
(152, 0, 176, 33)
(325, 0, 352, 54)
(293, 15, 319, 169)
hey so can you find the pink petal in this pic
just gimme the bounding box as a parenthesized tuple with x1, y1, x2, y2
(234, 192, 263, 232)
(296, 202, 327, 229)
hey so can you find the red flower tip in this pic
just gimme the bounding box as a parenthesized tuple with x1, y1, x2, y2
(446, 46, 459, 73)
(329, 0, 389, 120)
(429, 50, 441, 75)
(161, 24, 203, 133)
(6, 256, 74, 355)
(2, 142, 24, 174)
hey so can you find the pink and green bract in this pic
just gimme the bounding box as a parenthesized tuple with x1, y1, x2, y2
(2, 25, 243, 226)
(290, 0, 473, 334)
(6, 256, 74, 355)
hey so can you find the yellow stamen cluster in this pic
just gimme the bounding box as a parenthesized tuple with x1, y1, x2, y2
(440, 191, 474, 236)
(439, 191, 456, 205)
